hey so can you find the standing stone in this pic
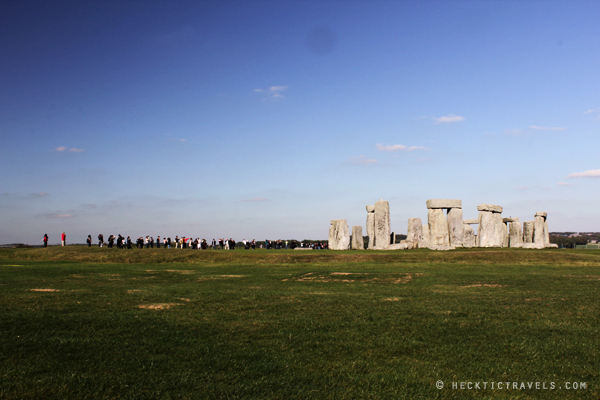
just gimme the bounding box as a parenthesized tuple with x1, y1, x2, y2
(502, 222, 509, 247)
(366, 205, 375, 249)
(329, 219, 350, 250)
(533, 214, 546, 245)
(463, 223, 476, 247)
(477, 204, 504, 247)
(508, 218, 523, 248)
(407, 218, 422, 243)
(351, 226, 364, 250)
(419, 225, 430, 248)
(374, 200, 390, 249)
(428, 208, 450, 248)
(523, 221, 534, 243)
(447, 208, 464, 247)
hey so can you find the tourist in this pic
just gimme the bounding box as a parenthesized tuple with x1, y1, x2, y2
(251, 239, 256, 250)
(163, 237, 167, 248)
(86, 235, 92, 247)
(98, 233, 103, 247)
(150, 237, 154, 248)
(43, 234, 48, 247)
(211, 238, 216, 250)
(167, 237, 172, 248)
(156, 236, 160, 249)
(127, 236, 132, 249)
(61, 232, 66, 246)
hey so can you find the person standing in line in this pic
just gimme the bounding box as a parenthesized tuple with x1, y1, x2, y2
(285, 240, 288, 250)
(61, 232, 66, 246)
(167, 237, 172, 248)
(212, 238, 216, 250)
(98, 233, 103, 247)
(144, 236, 149, 249)
(163, 237, 167, 248)
(156, 236, 160, 249)
(43, 234, 48, 248)
(127, 236, 132, 249)
(251, 239, 256, 250)
(150, 237, 154, 249)
(86, 235, 92, 247)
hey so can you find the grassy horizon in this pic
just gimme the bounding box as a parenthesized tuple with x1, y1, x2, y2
(0, 247, 598, 399)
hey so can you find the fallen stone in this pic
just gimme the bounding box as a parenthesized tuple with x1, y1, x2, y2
(387, 242, 413, 250)
(329, 219, 350, 250)
(477, 204, 503, 213)
(463, 219, 479, 224)
(426, 199, 462, 209)
(522, 243, 545, 249)
(447, 208, 464, 247)
(351, 226, 363, 250)
(545, 243, 558, 248)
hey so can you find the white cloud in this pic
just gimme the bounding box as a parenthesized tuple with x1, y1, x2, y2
(557, 181, 573, 186)
(529, 125, 566, 131)
(55, 146, 84, 153)
(254, 86, 288, 100)
(376, 143, 427, 152)
(567, 169, 600, 178)
(583, 107, 599, 115)
(347, 155, 377, 165)
(241, 198, 268, 202)
(434, 114, 465, 124)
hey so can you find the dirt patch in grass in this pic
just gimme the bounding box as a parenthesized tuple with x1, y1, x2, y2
(283, 272, 418, 284)
(461, 283, 505, 288)
(383, 297, 401, 301)
(198, 275, 247, 281)
(165, 270, 195, 274)
(127, 290, 142, 293)
(30, 289, 59, 292)
(138, 303, 182, 310)
(100, 274, 121, 277)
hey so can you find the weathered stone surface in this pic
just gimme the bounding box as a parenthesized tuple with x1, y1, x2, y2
(407, 218, 422, 243)
(523, 221, 534, 243)
(535, 211, 547, 218)
(502, 222, 509, 247)
(426, 199, 462, 209)
(544, 221, 550, 245)
(388, 242, 414, 250)
(447, 208, 464, 247)
(351, 226, 363, 250)
(366, 206, 375, 249)
(463, 224, 476, 247)
(477, 204, 503, 213)
(545, 243, 558, 248)
(463, 219, 479, 224)
(533, 215, 546, 245)
(503, 217, 518, 223)
(522, 243, 544, 249)
(428, 208, 450, 247)
(329, 219, 350, 250)
(374, 200, 390, 249)
(508, 218, 523, 248)
(419, 225, 430, 248)
(478, 211, 504, 247)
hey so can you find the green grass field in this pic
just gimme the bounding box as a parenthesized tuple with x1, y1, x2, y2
(0, 247, 598, 399)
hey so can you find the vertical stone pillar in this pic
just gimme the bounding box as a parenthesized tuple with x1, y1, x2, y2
(366, 205, 375, 249)
(463, 223, 476, 247)
(533, 212, 546, 246)
(374, 199, 390, 249)
(329, 219, 350, 250)
(419, 225, 430, 248)
(351, 226, 364, 250)
(507, 218, 523, 248)
(428, 208, 450, 248)
(523, 221, 534, 243)
(447, 208, 464, 247)
(477, 204, 504, 247)
(407, 218, 422, 243)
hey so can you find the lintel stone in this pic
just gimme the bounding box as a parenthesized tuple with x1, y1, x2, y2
(477, 204, 503, 213)
(426, 199, 462, 209)
(463, 219, 479, 224)
(535, 211, 547, 218)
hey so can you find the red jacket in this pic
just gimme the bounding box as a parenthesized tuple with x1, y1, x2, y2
(61, 233, 66, 241)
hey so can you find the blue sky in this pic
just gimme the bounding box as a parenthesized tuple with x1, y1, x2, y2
(1, 0, 600, 244)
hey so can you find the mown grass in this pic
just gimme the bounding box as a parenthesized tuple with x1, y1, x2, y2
(0, 247, 598, 399)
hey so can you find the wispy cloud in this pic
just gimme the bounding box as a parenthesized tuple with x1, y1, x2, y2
(557, 181, 573, 186)
(517, 185, 528, 191)
(31, 192, 49, 197)
(584, 107, 599, 115)
(504, 129, 523, 135)
(166, 133, 186, 143)
(347, 155, 377, 165)
(567, 169, 600, 178)
(241, 198, 268, 202)
(375, 143, 427, 152)
(253, 86, 288, 100)
(44, 213, 74, 218)
(529, 125, 566, 131)
(434, 114, 465, 124)
(55, 146, 84, 153)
